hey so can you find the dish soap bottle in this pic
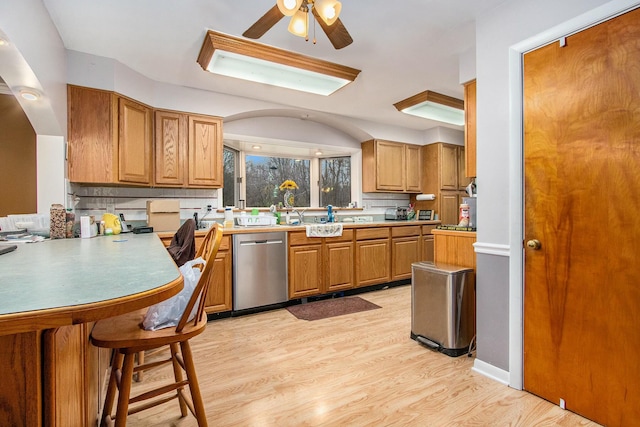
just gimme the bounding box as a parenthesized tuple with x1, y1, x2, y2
(327, 205, 334, 223)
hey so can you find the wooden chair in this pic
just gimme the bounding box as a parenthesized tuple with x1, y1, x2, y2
(91, 223, 223, 426)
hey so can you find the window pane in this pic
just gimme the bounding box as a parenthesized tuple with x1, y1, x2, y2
(223, 147, 237, 207)
(320, 157, 351, 207)
(245, 155, 310, 207)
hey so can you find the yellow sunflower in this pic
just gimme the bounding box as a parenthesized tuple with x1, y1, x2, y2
(279, 180, 299, 191)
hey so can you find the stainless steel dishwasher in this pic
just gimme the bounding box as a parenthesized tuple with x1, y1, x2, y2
(233, 231, 288, 310)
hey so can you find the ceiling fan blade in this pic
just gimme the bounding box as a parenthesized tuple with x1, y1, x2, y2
(243, 5, 284, 39)
(312, 8, 353, 49)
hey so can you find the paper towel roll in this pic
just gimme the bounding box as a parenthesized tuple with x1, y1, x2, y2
(80, 215, 91, 239)
(416, 194, 436, 201)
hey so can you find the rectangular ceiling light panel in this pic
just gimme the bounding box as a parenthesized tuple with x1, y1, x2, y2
(394, 90, 465, 126)
(198, 31, 360, 96)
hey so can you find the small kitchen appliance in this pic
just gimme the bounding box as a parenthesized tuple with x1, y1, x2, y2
(385, 207, 408, 220)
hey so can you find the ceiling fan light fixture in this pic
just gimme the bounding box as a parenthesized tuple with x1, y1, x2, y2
(313, 0, 341, 26)
(277, 0, 303, 16)
(393, 90, 465, 126)
(288, 8, 308, 38)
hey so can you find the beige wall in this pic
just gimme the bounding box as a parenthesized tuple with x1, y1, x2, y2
(0, 94, 36, 216)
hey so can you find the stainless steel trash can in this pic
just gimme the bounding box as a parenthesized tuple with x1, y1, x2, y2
(410, 262, 475, 357)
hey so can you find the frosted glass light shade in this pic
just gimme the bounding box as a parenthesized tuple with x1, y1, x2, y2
(393, 90, 465, 126)
(314, 0, 342, 26)
(277, 0, 303, 16)
(288, 9, 308, 37)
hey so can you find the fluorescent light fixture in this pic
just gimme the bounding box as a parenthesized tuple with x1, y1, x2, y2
(197, 31, 360, 96)
(393, 90, 464, 126)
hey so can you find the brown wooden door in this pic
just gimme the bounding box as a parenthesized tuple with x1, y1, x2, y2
(118, 97, 152, 184)
(188, 114, 223, 188)
(523, 8, 640, 426)
(155, 110, 187, 186)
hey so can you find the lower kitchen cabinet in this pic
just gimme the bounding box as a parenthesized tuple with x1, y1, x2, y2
(160, 233, 232, 314)
(391, 225, 422, 280)
(325, 241, 354, 292)
(355, 228, 391, 287)
(421, 225, 436, 263)
(289, 244, 323, 298)
(288, 230, 354, 298)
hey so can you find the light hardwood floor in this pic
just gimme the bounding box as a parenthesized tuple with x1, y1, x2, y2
(125, 285, 600, 426)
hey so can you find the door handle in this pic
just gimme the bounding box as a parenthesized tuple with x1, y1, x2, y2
(526, 239, 541, 250)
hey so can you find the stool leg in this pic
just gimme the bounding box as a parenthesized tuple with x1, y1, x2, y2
(100, 352, 123, 427)
(114, 353, 135, 427)
(180, 341, 208, 427)
(169, 343, 188, 417)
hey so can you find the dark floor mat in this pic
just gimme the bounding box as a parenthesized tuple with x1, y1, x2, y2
(286, 296, 381, 321)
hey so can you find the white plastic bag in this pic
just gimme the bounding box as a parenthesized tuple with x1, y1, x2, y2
(142, 257, 205, 331)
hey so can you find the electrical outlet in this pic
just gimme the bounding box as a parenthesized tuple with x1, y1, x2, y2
(206, 205, 212, 212)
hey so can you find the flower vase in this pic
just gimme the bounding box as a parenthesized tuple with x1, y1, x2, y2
(284, 190, 294, 208)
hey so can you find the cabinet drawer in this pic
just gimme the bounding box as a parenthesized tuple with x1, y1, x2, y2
(422, 225, 437, 235)
(391, 225, 421, 238)
(195, 234, 230, 251)
(289, 229, 353, 246)
(356, 227, 389, 240)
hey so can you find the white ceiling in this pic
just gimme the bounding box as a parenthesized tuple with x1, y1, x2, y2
(42, 0, 505, 133)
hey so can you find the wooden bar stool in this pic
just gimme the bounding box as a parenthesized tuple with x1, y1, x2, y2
(91, 224, 223, 426)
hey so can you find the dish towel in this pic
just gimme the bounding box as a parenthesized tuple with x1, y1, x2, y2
(305, 223, 343, 238)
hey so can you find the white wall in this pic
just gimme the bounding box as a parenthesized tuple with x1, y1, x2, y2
(474, 0, 640, 387)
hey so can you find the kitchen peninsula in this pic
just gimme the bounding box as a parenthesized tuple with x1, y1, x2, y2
(0, 234, 183, 426)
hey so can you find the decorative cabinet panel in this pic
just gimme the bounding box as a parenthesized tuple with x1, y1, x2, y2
(68, 85, 152, 185)
(289, 244, 323, 298)
(155, 111, 223, 188)
(188, 115, 223, 188)
(325, 241, 354, 292)
(361, 139, 422, 193)
(154, 110, 187, 186)
(464, 79, 477, 178)
(391, 226, 422, 280)
(355, 227, 391, 287)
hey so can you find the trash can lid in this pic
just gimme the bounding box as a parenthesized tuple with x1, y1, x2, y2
(411, 261, 474, 274)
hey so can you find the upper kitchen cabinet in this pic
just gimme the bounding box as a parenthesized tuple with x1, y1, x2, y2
(361, 139, 422, 193)
(464, 79, 477, 178)
(68, 85, 152, 186)
(154, 110, 223, 188)
(188, 114, 223, 188)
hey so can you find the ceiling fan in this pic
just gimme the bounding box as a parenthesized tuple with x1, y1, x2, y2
(242, 0, 353, 50)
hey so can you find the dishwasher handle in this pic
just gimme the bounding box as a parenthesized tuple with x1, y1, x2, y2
(239, 239, 284, 246)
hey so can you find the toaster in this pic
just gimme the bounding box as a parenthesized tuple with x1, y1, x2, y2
(385, 207, 408, 220)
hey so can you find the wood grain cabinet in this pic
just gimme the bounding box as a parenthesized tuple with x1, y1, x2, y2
(391, 225, 422, 280)
(421, 224, 436, 263)
(160, 233, 232, 313)
(361, 139, 422, 193)
(464, 79, 477, 178)
(413, 143, 469, 225)
(154, 110, 224, 188)
(68, 85, 152, 185)
(355, 227, 391, 287)
(288, 230, 354, 299)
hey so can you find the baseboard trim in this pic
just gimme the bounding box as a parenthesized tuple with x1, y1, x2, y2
(472, 358, 510, 386)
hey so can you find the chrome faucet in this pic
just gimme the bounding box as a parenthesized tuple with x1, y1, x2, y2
(292, 208, 307, 224)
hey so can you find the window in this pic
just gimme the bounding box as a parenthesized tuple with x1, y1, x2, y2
(222, 147, 238, 207)
(320, 157, 351, 207)
(223, 145, 353, 208)
(245, 155, 310, 207)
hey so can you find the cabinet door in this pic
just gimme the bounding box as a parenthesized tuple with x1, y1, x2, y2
(118, 97, 152, 184)
(325, 241, 354, 292)
(440, 144, 458, 190)
(67, 85, 117, 184)
(289, 245, 323, 298)
(405, 144, 422, 192)
(188, 115, 223, 188)
(422, 235, 434, 262)
(155, 110, 187, 186)
(464, 80, 477, 178)
(355, 238, 390, 287)
(391, 237, 420, 280)
(376, 140, 406, 191)
(458, 146, 468, 190)
(440, 191, 460, 225)
(204, 250, 232, 313)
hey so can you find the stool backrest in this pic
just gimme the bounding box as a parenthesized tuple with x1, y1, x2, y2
(176, 223, 223, 332)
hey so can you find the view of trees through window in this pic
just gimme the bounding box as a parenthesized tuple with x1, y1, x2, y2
(320, 157, 351, 207)
(245, 155, 310, 208)
(223, 147, 352, 208)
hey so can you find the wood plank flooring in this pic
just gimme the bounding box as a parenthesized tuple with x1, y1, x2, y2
(125, 285, 600, 426)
